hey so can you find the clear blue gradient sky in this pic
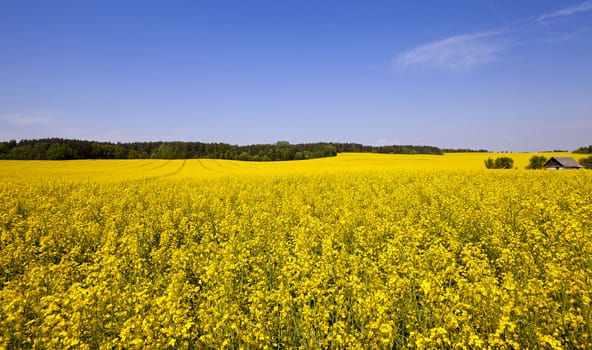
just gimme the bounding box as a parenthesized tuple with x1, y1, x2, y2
(1, 1, 591, 151)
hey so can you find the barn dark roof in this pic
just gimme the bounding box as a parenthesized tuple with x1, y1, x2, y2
(544, 156, 583, 169)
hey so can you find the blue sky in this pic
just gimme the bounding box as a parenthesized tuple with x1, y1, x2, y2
(1, 1, 591, 151)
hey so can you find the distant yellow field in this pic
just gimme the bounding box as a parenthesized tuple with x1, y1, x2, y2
(0, 152, 578, 182)
(1, 153, 591, 348)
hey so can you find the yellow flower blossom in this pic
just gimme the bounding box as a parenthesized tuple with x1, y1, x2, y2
(1, 153, 591, 348)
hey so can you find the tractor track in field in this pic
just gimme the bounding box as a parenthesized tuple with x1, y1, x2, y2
(144, 160, 187, 180)
(198, 159, 224, 174)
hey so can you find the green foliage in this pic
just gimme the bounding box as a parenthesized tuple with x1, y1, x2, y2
(320, 144, 337, 157)
(573, 145, 592, 154)
(46, 143, 76, 160)
(526, 156, 547, 169)
(151, 143, 186, 159)
(127, 149, 141, 159)
(496, 157, 514, 169)
(579, 156, 592, 169)
(0, 143, 8, 159)
(238, 152, 252, 161)
(0, 138, 444, 161)
(485, 157, 515, 169)
(294, 152, 304, 160)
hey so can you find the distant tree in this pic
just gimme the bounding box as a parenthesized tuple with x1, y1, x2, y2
(275, 141, 293, 160)
(0, 138, 445, 160)
(526, 155, 547, 169)
(114, 145, 127, 159)
(321, 144, 337, 157)
(151, 143, 185, 159)
(275, 141, 290, 147)
(46, 143, 75, 160)
(485, 156, 514, 169)
(495, 157, 514, 169)
(238, 152, 251, 161)
(579, 156, 592, 169)
(128, 149, 140, 159)
(8, 145, 32, 159)
(0, 142, 8, 159)
(32, 142, 50, 159)
(573, 145, 592, 154)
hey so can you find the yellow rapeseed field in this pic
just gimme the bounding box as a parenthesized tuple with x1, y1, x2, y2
(1, 153, 591, 349)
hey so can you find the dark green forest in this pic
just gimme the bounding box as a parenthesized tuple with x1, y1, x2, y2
(573, 145, 592, 154)
(0, 139, 444, 161)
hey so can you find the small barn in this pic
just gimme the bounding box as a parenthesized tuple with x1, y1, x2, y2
(543, 156, 584, 170)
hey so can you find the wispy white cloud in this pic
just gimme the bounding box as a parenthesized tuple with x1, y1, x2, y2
(393, 2, 592, 74)
(0, 113, 55, 126)
(538, 1, 592, 21)
(393, 31, 503, 73)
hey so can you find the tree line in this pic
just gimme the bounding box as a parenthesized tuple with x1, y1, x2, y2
(0, 139, 443, 161)
(570, 146, 592, 169)
(573, 145, 592, 154)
